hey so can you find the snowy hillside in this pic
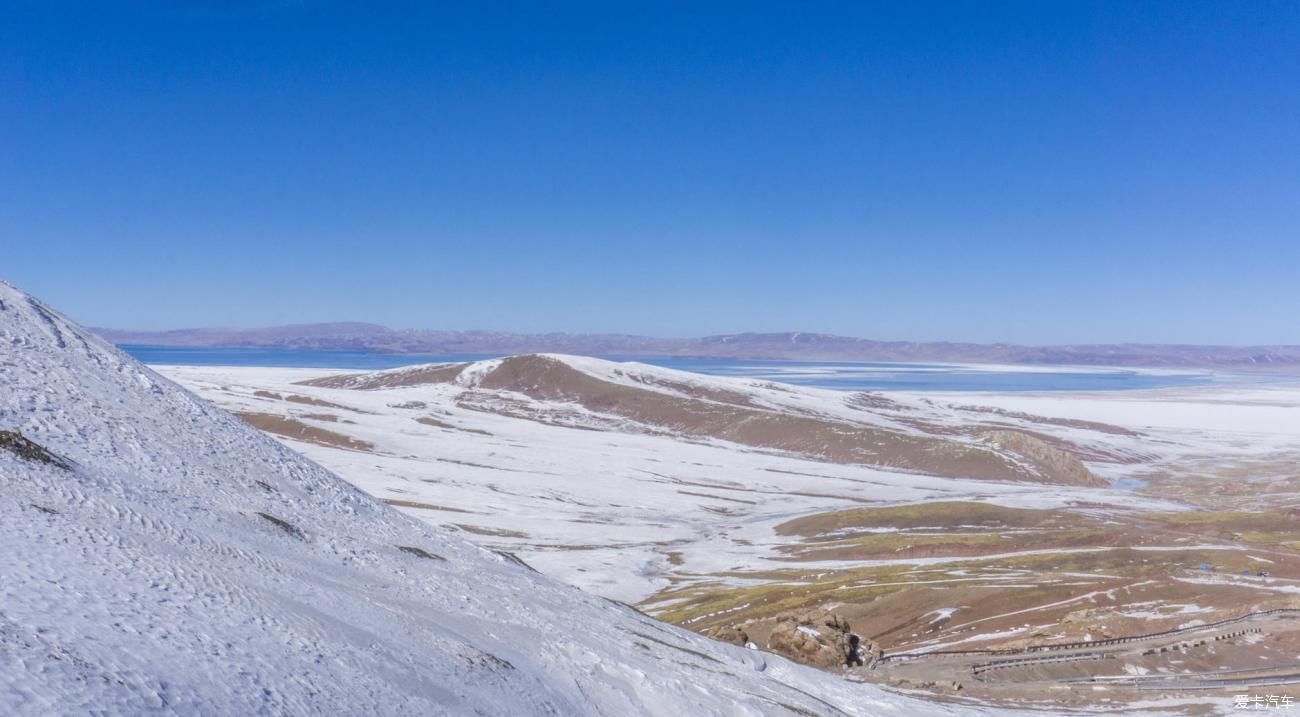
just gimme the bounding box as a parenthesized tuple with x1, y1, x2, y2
(159, 355, 1171, 605)
(0, 280, 1002, 715)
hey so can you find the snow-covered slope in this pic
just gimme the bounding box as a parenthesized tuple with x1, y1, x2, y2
(0, 280, 997, 715)
(302, 352, 1111, 487)
(159, 357, 1171, 604)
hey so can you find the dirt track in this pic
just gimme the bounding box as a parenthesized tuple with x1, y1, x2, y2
(873, 611, 1300, 708)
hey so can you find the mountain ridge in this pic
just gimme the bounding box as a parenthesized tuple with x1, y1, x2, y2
(96, 324, 1300, 370)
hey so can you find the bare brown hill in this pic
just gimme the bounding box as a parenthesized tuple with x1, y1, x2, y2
(302, 354, 1104, 486)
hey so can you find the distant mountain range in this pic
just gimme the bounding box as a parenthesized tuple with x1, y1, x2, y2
(94, 323, 1300, 370)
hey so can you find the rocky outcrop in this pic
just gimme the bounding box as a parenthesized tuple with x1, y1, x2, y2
(0, 430, 71, 470)
(976, 429, 1104, 487)
(711, 609, 874, 670)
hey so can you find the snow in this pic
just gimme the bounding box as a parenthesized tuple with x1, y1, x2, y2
(152, 358, 1187, 604)
(1115, 603, 1212, 619)
(896, 627, 1030, 655)
(0, 280, 989, 716)
(1176, 575, 1300, 595)
(926, 383, 1300, 446)
(537, 353, 923, 432)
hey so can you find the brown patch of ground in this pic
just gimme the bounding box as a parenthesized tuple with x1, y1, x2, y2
(778, 529, 1123, 563)
(618, 371, 761, 408)
(676, 489, 759, 505)
(236, 412, 375, 452)
(455, 392, 629, 433)
(0, 430, 71, 469)
(434, 457, 519, 472)
(651, 545, 1300, 658)
(845, 392, 909, 411)
(1139, 456, 1300, 511)
(973, 425, 1151, 465)
(775, 501, 1069, 537)
(474, 355, 1099, 486)
(415, 416, 493, 436)
(301, 412, 344, 423)
(297, 363, 468, 389)
(397, 545, 445, 560)
(645, 498, 1300, 705)
(285, 393, 355, 409)
(255, 512, 305, 539)
(953, 404, 1141, 437)
(384, 499, 480, 514)
(454, 524, 530, 538)
(253, 390, 368, 413)
(1146, 509, 1300, 545)
(975, 430, 1100, 487)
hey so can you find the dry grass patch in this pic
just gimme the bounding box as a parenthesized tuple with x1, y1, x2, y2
(397, 545, 445, 561)
(236, 412, 375, 452)
(256, 512, 305, 540)
(1153, 510, 1300, 539)
(385, 499, 479, 514)
(0, 430, 71, 470)
(297, 363, 468, 389)
(455, 524, 529, 538)
(776, 501, 1070, 538)
(415, 416, 492, 435)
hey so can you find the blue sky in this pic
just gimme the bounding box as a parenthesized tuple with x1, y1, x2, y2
(3, 2, 1298, 344)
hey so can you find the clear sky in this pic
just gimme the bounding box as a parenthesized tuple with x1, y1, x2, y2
(3, 2, 1298, 344)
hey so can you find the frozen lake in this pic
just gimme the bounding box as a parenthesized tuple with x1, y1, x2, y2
(119, 345, 1226, 392)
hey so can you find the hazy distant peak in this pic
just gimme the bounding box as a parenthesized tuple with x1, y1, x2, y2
(93, 320, 1300, 370)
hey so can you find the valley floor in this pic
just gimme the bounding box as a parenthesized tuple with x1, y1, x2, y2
(157, 359, 1300, 711)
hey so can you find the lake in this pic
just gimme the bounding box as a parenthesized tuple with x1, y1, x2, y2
(119, 344, 1220, 392)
